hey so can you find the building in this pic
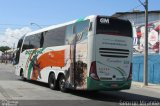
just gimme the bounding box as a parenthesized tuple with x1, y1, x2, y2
(113, 10, 160, 84)
(113, 10, 160, 54)
(112, 10, 160, 25)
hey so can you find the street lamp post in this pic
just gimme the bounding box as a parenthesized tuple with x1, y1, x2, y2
(30, 23, 42, 29)
(10, 35, 20, 40)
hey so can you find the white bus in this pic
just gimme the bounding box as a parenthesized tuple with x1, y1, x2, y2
(14, 15, 133, 92)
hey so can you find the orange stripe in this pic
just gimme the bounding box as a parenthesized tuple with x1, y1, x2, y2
(37, 50, 65, 70)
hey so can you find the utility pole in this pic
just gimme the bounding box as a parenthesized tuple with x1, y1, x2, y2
(144, 0, 148, 86)
(138, 0, 148, 86)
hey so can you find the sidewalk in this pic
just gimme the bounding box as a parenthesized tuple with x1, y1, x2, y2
(0, 63, 15, 72)
(132, 81, 160, 90)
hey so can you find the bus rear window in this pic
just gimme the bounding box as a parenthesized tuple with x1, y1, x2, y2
(96, 16, 132, 37)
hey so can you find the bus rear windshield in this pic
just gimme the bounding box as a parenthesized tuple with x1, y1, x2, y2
(96, 16, 132, 37)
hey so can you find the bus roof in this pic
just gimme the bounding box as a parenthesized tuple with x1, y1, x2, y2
(26, 15, 96, 37)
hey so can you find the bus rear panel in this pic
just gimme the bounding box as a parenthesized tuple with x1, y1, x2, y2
(87, 16, 133, 91)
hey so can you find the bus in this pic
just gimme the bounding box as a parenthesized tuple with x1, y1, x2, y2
(14, 15, 133, 92)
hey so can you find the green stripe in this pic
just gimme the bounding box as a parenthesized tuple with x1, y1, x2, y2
(76, 18, 85, 22)
(27, 48, 45, 79)
(87, 77, 131, 91)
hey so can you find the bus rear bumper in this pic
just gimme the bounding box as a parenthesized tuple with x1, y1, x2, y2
(87, 77, 131, 91)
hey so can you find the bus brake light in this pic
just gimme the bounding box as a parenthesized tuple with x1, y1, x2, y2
(89, 61, 99, 80)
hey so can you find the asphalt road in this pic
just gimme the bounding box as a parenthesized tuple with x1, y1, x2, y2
(0, 63, 160, 106)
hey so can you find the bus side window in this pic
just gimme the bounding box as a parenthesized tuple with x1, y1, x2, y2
(22, 36, 30, 52)
(30, 34, 41, 48)
(43, 27, 66, 48)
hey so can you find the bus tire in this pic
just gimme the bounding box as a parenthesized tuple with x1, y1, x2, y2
(48, 73, 57, 90)
(59, 75, 67, 92)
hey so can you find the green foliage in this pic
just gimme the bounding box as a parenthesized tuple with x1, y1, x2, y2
(0, 46, 11, 52)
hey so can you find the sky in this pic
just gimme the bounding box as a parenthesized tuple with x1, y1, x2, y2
(0, 0, 159, 47)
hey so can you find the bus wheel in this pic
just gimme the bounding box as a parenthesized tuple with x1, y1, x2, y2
(59, 75, 67, 92)
(48, 73, 57, 90)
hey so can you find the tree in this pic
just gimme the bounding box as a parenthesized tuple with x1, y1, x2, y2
(0, 46, 11, 52)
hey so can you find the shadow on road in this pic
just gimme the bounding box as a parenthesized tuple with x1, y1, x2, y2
(19, 78, 160, 102)
(69, 90, 160, 102)
(18, 78, 49, 88)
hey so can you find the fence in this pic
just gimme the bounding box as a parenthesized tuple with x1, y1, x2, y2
(133, 54, 160, 84)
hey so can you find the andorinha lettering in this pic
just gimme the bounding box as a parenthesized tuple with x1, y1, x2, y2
(25, 49, 43, 55)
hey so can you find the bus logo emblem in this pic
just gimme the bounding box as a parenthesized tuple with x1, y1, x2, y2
(100, 18, 109, 24)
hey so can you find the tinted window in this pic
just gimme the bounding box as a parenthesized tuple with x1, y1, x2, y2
(22, 33, 43, 51)
(43, 26, 66, 48)
(17, 36, 24, 48)
(96, 16, 132, 37)
(22, 36, 32, 51)
(14, 36, 25, 64)
(30, 34, 41, 48)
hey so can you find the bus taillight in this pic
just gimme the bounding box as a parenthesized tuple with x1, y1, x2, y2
(127, 63, 132, 80)
(89, 61, 99, 80)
